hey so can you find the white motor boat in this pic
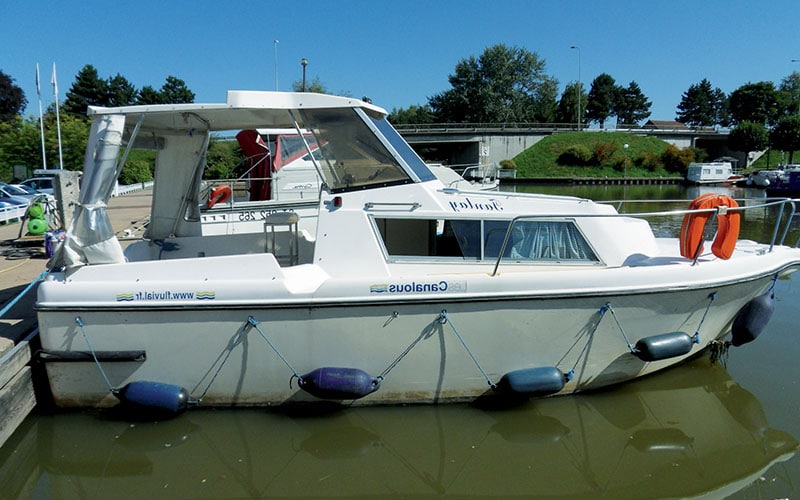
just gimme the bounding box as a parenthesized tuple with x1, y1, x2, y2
(37, 91, 800, 413)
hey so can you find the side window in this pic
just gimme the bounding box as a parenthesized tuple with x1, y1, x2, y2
(374, 218, 598, 263)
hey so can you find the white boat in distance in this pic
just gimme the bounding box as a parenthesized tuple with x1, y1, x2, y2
(685, 161, 742, 185)
(37, 91, 800, 414)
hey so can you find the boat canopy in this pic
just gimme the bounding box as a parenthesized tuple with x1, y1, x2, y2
(53, 92, 436, 272)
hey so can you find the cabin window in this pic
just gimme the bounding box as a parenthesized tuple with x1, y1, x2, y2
(374, 218, 599, 263)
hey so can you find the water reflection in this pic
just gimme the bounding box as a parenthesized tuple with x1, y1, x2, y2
(0, 359, 795, 498)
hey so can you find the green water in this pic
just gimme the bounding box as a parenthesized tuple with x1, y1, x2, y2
(2, 184, 798, 499)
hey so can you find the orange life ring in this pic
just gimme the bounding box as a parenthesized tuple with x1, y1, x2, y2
(206, 184, 232, 208)
(679, 193, 740, 260)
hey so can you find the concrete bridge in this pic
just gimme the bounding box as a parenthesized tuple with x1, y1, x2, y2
(395, 123, 735, 167)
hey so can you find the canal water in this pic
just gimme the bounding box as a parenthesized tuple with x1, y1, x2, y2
(2, 184, 799, 498)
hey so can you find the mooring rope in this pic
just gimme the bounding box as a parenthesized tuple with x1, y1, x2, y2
(692, 292, 717, 340)
(248, 316, 302, 381)
(75, 316, 117, 394)
(439, 310, 497, 389)
(0, 270, 47, 319)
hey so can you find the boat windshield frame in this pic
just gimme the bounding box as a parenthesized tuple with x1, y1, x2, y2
(296, 107, 434, 193)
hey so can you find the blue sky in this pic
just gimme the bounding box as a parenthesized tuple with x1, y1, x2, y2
(3, 0, 799, 122)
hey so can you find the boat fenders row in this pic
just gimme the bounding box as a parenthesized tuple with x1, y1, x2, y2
(70, 284, 777, 418)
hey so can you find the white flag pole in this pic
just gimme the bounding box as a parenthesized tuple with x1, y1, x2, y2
(51, 62, 64, 170)
(36, 63, 47, 170)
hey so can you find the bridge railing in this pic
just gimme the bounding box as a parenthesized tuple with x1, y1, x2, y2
(393, 122, 723, 135)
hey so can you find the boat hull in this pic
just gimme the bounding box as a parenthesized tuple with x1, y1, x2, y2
(36, 275, 776, 408)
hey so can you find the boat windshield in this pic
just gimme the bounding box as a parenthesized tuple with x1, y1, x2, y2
(298, 108, 417, 192)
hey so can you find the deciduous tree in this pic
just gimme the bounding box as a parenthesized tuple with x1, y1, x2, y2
(771, 115, 800, 163)
(428, 44, 558, 123)
(729, 121, 768, 166)
(0, 70, 27, 123)
(728, 81, 780, 126)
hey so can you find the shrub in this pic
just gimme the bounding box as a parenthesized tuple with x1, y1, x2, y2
(499, 159, 517, 170)
(636, 152, 660, 172)
(592, 142, 618, 165)
(558, 144, 592, 166)
(661, 144, 694, 173)
(118, 159, 153, 184)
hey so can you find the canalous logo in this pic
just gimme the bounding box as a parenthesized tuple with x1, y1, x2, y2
(370, 281, 465, 294)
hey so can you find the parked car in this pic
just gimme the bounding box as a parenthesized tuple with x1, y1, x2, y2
(0, 182, 35, 205)
(19, 177, 55, 195)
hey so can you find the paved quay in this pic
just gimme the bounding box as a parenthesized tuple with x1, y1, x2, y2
(0, 188, 153, 343)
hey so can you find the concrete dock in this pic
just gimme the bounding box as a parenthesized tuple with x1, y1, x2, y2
(0, 188, 152, 448)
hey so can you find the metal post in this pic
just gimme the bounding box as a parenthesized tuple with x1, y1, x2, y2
(571, 46, 581, 130)
(301, 58, 308, 92)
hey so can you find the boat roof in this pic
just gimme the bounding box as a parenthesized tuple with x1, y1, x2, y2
(86, 91, 388, 132)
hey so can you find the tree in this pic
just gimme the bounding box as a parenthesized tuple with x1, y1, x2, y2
(728, 121, 769, 166)
(387, 104, 435, 125)
(585, 73, 616, 128)
(771, 115, 800, 163)
(0, 70, 27, 123)
(135, 85, 167, 105)
(106, 73, 138, 107)
(160, 76, 195, 104)
(777, 71, 800, 117)
(428, 44, 558, 123)
(614, 81, 651, 126)
(555, 82, 587, 127)
(63, 64, 108, 116)
(676, 78, 729, 127)
(728, 81, 780, 126)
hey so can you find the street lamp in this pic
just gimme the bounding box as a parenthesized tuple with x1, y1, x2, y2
(301, 58, 308, 92)
(792, 59, 800, 114)
(273, 40, 279, 90)
(624, 143, 629, 180)
(570, 45, 581, 130)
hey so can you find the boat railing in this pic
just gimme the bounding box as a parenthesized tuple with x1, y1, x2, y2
(491, 197, 800, 277)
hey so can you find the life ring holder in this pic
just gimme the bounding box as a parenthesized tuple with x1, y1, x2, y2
(679, 193, 740, 261)
(206, 184, 232, 208)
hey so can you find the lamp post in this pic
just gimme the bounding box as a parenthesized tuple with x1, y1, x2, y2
(792, 59, 800, 114)
(624, 143, 629, 180)
(301, 58, 308, 92)
(273, 40, 279, 90)
(570, 45, 581, 130)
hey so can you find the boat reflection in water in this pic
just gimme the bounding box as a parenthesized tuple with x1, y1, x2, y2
(1, 359, 795, 498)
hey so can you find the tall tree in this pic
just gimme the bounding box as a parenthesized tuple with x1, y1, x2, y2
(160, 76, 195, 104)
(135, 85, 167, 105)
(614, 81, 651, 126)
(728, 81, 780, 126)
(555, 81, 587, 127)
(428, 44, 558, 123)
(63, 64, 108, 116)
(771, 115, 800, 163)
(728, 121, 769, 166)
(0, 70, 27, 123)
(585, 73, 616, 128)
(106, 73, 138, 107)
(778, 71, 800, 117)
(676, 78, 728, 127)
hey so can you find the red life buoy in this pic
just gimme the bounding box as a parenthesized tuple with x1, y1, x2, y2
(207, 184, 232, 208)
(679, 193, 740, 260)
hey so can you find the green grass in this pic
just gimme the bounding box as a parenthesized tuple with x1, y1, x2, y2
(512, 131, 680, 178)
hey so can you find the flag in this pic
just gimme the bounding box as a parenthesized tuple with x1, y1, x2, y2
(35, 63, 41, 96)
(51, 62, 58, 95)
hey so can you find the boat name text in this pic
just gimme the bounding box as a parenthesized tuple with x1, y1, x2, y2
(448, 198, 503, 213)
(370, 280, 465, 294)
